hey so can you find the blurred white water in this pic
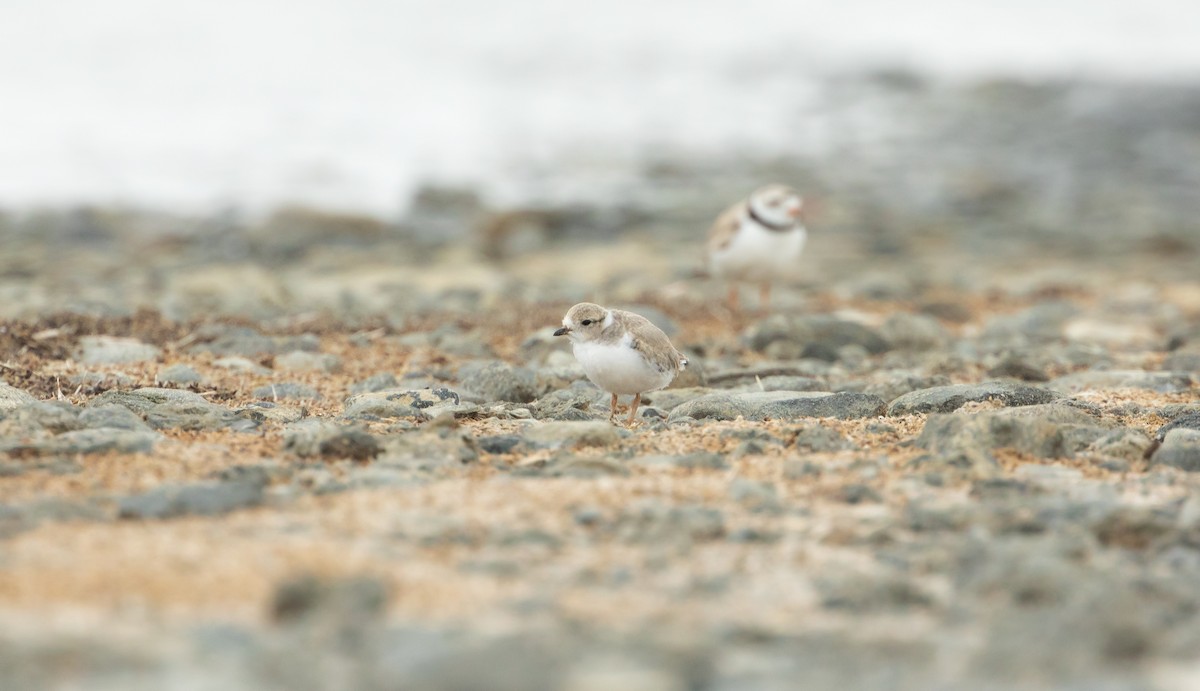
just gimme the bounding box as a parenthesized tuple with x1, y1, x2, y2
(2, 0, 1198, 217)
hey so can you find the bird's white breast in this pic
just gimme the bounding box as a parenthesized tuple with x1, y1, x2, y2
(572, 335, 674, 395)
(710, 218, 807, 281)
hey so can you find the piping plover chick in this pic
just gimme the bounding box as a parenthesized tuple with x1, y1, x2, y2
(707, 184, 806, 311)
(554, 303, 688, 425)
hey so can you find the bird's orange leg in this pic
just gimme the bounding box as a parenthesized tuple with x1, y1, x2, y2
(626, 393, 641, 426)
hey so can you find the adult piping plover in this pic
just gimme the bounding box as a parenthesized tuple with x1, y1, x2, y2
(554, 303, 688, 425)
(707, 184, 806, 310)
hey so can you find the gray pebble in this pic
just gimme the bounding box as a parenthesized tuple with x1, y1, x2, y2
(745, 315, 890, 360)
(187, 327, 319, 357)
(1150, 429, 1200, 472)
(1155, 412, 1200, 442)
(275, 350, 342, 373)
(344, 387, 463, 420)
(630, 452, 728, 470)
(157, 363, 205, 385)
(212, 356, 273, 374)
(252, 382, 322, 401)
(915, 403, 1108, 461)
(887, 380, 1059, 416)
(46, 428, 160, 455)
(880, 312, 951, 350)
(459, 360, 537, 403)
(350, 372, 400, 394)
(118, 479, 265, 519)
(729, 479, 781, 513)
(0, 382, 36, 411)
(668, 390, 885, 423)
(76, 335, 161, 365)
(1048, 370, 1195, 395)
(521, 421, 620, 450)
(78, 404, 151, 431)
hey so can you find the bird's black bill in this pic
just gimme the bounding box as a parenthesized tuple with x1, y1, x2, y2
(553, 327, 570, 336)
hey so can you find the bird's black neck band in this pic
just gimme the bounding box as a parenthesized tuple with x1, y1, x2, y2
(747, 203, 794, 232)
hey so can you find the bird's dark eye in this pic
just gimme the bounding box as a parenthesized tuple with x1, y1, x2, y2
(581, 319, 593, 326)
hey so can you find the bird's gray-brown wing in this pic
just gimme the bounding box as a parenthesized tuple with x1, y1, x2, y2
(616, 311, 685, 374)
(706, 200, 745, 254)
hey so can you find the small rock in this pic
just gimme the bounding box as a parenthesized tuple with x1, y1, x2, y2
(157, 364, 204, 385)
(270, 574, 388, 625)
(283, 419, 380, 461)
(562, 656, 684, 691)
(459, 360, 537, 403)
(836, 483, 882, 504)
(521, 421, 620, 450)
(1163, 349, 1200, 372)
(705, 364, 828, 389)
(667, 391, 885, 423)
(1084, 428, 1154, 461)
(380, 428, 479, 468)
(428, 327, 498, 359)
(919, 300, 972, 323)
(1013, 464, 1084, 485)
(746, 375, 825, 392)
(573, 507, 604, 526)
(986, 356, 1049, 382)
(145, 402, 260, 432)
(212, 356, 273, 375)
(543, 456, 630, 478)
(344, 388, 463, 419)
(887, 381, 1059, 416)
(0, 382, 36, 411)
(1, 400, 81, 433)
(88, 387, 210, 415)
(915, 403, 1108, 461)
(1155, 413, 1200, 442)
(816, 571, 933, 611)
(759, 392, 887, 420)
(68, 371, 137, 389)
(853, 373, 954, 406)
(118, 479, 265, 519)
(187, 326, 319, 357)
(275, 350, 342, 373)
(76, 335, 161, 365)
(782, 459, 822, 479)
(880, 313, 951, 350)
(350, 373, 399, 394)
(729, 479, 781, 513)
(613, 502, 726, 543)
(980, 301, 1079, 346)
(318, 430, 382, 461)
(252, 382, 322, 401)
(1048, 370, 1194, 394)
(48, 428, 160, 455)
(1092, 506, 1176, 550)
(745, 315, 890, 361)
(1150, 429, 1200, 472)
(237, 401, 305, 424)
(531, 387, 605, 421)
(629, 452, 728, 470)
(1063, 317, 1159, 348)
(478, 434, 522, 454)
